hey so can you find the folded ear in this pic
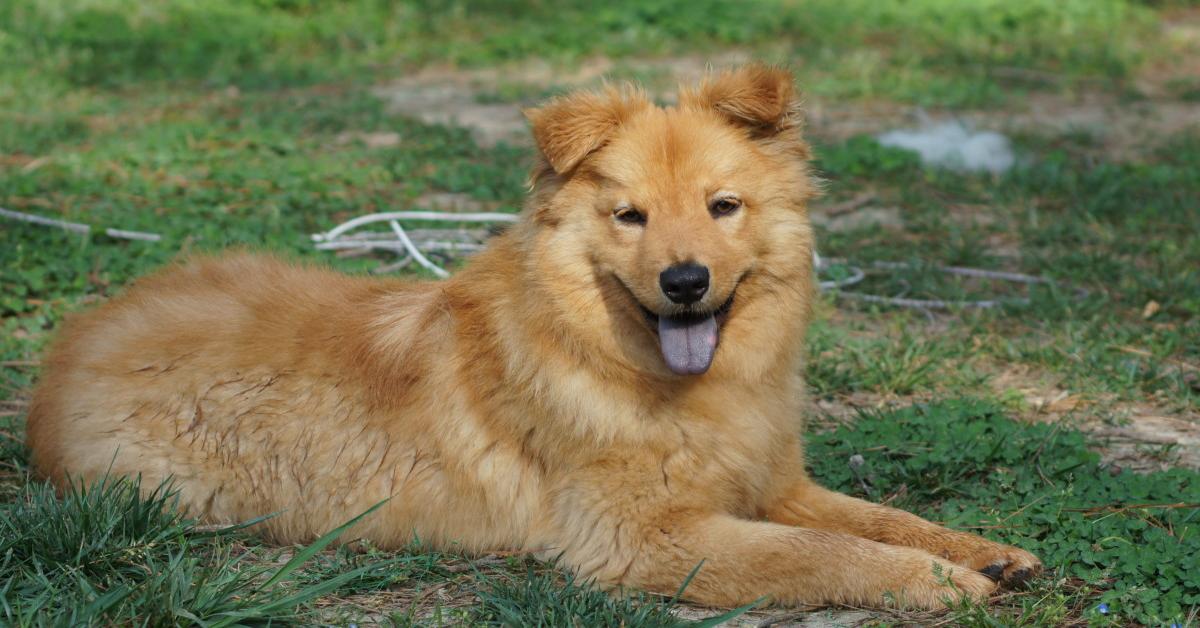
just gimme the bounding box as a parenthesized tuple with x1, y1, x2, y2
(524, 86, 649, 175)
(681, 64, 804, 141)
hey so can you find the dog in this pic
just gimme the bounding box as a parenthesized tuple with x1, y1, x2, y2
(27, 65, 1040, 609)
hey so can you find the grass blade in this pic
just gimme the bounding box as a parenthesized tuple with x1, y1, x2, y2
(254, 499, 389, 593)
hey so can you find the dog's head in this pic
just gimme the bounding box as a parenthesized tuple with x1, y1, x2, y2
(522, 65, 817, 379)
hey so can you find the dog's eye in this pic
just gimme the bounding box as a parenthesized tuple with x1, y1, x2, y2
(710, 197, 742, 217)
(614, 207, 646, 225)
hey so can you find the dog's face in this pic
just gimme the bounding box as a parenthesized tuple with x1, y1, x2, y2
(524, 66, 817, 378)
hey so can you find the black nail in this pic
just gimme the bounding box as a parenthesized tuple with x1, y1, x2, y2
(980, 563, 1005, 581)
(1006, 568, 1034, 586)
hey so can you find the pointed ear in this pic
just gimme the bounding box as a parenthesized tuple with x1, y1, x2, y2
(524, 86, 649, 175)
(681, 64, 804, 139)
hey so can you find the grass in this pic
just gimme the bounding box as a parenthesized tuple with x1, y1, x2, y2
(2, 0, 1199, 625)
(811, 133, 1200, 409)
(809, 400, 1200, 626)
(0, 0, 1162, 109)
(0, 477, 749, 625)
(0, 477, 398, 624)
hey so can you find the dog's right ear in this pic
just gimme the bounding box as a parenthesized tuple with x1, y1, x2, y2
(680, 64, 800, 135)
(524, 86, 649, 175)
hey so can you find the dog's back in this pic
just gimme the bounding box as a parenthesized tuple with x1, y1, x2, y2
(25, 253, 495, 544)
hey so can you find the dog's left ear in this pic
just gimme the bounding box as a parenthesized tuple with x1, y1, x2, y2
(524, 86, 650, 175)
(681, 64, 807, 153)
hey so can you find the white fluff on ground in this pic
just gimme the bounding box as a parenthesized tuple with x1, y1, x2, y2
(877, 120, 1015, 174)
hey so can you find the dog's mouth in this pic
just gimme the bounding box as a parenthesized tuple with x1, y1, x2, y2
(633, 288, 736, 376)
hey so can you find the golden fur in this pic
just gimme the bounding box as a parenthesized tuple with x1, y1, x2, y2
(27, 66, 1040, 609)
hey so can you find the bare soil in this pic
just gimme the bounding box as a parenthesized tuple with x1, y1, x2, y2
(372, 52, 1198, 156)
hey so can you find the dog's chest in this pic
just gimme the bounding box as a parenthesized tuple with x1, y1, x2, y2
(656, 401, 797, 515)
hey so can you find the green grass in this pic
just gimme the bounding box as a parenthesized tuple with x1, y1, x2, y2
(812, 133, 1200, 409)
(0, 477, 750, 625)
(2, 1, 1199, 625)
(809, 400, 1200, 626)
(0, 478, 402, 625)
(0, 0, 1162, 109)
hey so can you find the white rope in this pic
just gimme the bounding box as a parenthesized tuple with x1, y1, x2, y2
(310, 210, 518, 277)
(1, 206, 90, 234)
(311, 211, 518, 242)
(0, 206, 161, 242)
(388, 219, 450, 279)
(813, 255, 1085, 310)
(813, 251, 865, 290)
(315, 240, 485, 253)
(103, 228, 162, 242)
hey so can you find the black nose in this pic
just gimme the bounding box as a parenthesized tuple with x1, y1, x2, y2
(659, 263, 710, 304)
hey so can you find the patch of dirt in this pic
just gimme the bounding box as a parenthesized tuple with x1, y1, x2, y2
(410, 191, 496, 213)
(372, 79, 529, 147)
(809, 391, 919, 429)
(1090, 410, 1200, 472)
(372, 52, 752, 146)
(811, 205, 904, 233)
(372, 50, 1198, 158)
(1137, 7, 1200, 99)
(803, 351, 1199, 474)
(986, 363, 1200, 472)
(809, 92, 1199, 161)
(672, 604, 875, 627)
(333, 131, 402, 149)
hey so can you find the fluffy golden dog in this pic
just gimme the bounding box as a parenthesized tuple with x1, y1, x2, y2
(28, 66, 1040, 609)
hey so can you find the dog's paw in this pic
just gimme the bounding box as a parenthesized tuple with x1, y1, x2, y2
(946, 565, 1000, 602)
(887, 556, 998, 610)
(965, 542, 1042, 588)
(897, 559, 998, 609)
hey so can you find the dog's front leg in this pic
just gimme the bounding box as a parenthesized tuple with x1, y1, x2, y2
(762, 479, 1041, 587)
(559, 511, 995, 609)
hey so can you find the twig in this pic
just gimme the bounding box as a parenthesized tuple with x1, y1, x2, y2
(988, 66, 1064, 83)
(372, 257, 414, 274)
(444, 556, 508, 573)
(1114, 345, 1200, 373)
(1000, 492, 1054, 523)
(1062, 502, 1200, 516)
(821, 191, 877, 216)
(754, 606, 824, 627)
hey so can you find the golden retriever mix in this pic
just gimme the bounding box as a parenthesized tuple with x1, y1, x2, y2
(27, 65, 1040, 609)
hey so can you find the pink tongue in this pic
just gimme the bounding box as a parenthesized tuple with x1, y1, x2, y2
(657, 314, 719, 375)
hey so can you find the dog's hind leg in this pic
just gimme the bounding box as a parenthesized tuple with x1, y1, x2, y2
(762, 480, 1042, 588)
